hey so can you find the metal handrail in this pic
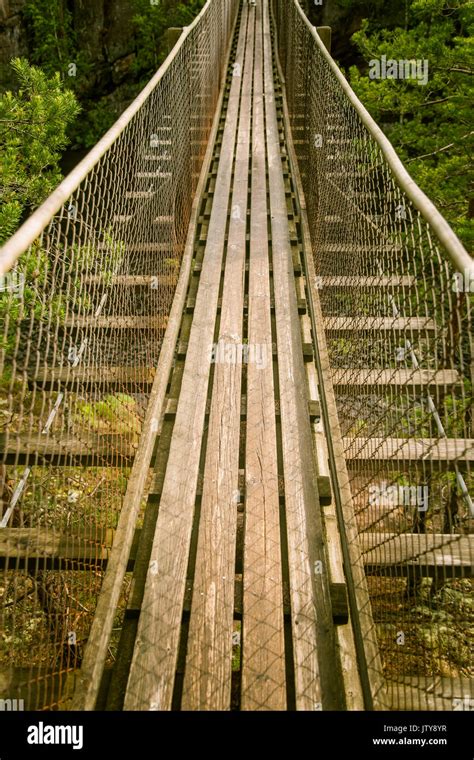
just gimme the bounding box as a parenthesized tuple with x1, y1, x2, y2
(0, 0, 217, 276)
(294, 0, 473, 276)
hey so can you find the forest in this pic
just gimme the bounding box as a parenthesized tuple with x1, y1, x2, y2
(0, 0, 472, 723)
(0, 0, 472, 246)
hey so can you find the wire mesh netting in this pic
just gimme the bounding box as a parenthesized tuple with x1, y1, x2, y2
(0, 0, 238, 710)
(273, 0, 473, 711)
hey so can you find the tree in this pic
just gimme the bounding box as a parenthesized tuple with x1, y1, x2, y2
(132, 0, 207, 79)
(348, 0, 473, 248)
(0, 58, 80, 245)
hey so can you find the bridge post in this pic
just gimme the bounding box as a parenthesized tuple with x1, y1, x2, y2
(164, 27, 184, 55)
(316, 26, 332, 54)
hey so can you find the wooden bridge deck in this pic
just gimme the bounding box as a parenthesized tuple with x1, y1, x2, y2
(118, 0, 344, 712)
(2, 0, 472, 715)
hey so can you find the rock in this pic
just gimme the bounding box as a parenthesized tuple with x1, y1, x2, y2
(112, 53, 136, 86)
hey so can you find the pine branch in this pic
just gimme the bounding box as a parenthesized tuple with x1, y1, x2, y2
(407, 131, 473, 163)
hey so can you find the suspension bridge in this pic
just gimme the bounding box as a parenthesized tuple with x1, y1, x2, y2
(0, 0, 473, 712)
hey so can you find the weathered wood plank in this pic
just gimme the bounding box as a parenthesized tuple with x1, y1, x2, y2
(324, 317, 437, 334)
(344, 437, 474, 465)
(63, 316, 167, 330)
(320, 276, 415, 288)
(263, 0, 343, 710)
(112, 215, 174, 225)
(181, 4, 253, 711)
(241, 2, 286, 711)
(0, 530, 358, 618)
(123, 10, 248, 711)
(0, 667, 78, 711)
(318, 243, 401, 254)
(278, 21, 388, 710)
(82, 275, 177, 287)
(177, 339, 314, 361)
(96, 242, 173, 253)
(0, 528, 117, 570)
(301, 312, 363, 708)
(33, 366, 156, 390)
(361, 532, 473, 577)
(0, 433, 136, 466)
(387, 676, 473, 711)
(71, 1, 241, 713)
(332, 369, 459, 391)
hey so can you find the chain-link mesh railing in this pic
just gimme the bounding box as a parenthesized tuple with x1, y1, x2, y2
(0, 0, 238, 710)
(273, 0, 473, 711)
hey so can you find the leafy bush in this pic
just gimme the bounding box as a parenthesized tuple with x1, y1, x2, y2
(349, 0, 474, 248)
(0, 58, 80, 244)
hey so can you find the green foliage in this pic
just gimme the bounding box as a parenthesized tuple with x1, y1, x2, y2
(0, 232, 124, 367)
(0, 58, 80, 244)
(0, 240, 92, 361)
(78, 101, 118, 149)
(76, 394, 141, 435)
(23, 0, 92, 88)
(132, 0, 207, 79)
(349, 0, 474, 248)
(23, 0, 73, 75)
(73, 230, 126, 279)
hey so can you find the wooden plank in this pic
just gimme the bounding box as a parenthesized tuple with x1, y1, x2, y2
(0, 528, 356, 623)
(112, 215, 174, 225)
(123, 10, 248, 711)
(0, 432, 136, 466)
(33, 366, 156, 390)
(185, 293, 305, 313)
(181, 5, 253, 711)
(318, 243, 400, 254)
(96, 243, 173, 253)
(263, 0, 344, 710)
(332, 369, 459, 391)
(0, 666, 78, 711)
(71, 2, 241, 712)
(177, 338, 313, 361)
(324, 317, 437, 334)
(163, 396, 316, 421)
(82, 275, 177, 287)
(301, 311, 363, 707)
(0, 528, 117, 570)
(361, 532, 473, 577)
(117, 577, 347, 623)
(320, 276, 415, 288)
(344, 437, 474, 465)
(63, 316, 167, 330)
(277, 23, 388, 711)
(387, 676, 473, 711)
(241, 1, 286, 711)
(192, 260, 303, 276)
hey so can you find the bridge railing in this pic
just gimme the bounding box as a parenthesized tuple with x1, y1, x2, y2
(273, 0, 473, 711)
(0, 0, 238, 709)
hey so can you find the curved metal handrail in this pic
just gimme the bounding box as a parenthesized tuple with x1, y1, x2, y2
(294, 0, 473, 275)
(0, 0, 215, 275)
